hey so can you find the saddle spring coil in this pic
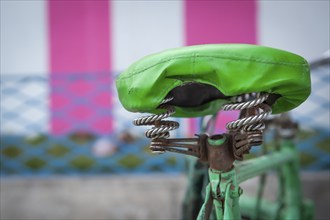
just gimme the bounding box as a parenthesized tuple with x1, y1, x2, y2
(222, 92, 272, 159)
(133, 97, 179, 153)
(133, 92, 272, 157)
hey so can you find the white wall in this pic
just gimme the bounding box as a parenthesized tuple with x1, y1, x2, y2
(0, 1, 48, 75)
(258, 1, 329, 61)
(111, 0, 184, 72)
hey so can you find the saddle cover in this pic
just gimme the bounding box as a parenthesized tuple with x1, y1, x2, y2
(116, 44, 310, 117)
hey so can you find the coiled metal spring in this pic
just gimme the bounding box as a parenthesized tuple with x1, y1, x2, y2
(133, 92, 272, 156)
(133, 97, 179, 153)
(223, 93, 271, 131)
(222, 92, 272, 159)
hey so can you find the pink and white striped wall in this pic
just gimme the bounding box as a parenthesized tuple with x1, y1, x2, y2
(1, 0, 329, 135)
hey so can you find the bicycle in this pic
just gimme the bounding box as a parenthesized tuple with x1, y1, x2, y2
(116, 44, 314, 220)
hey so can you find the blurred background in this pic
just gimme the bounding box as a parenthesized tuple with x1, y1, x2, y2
(1, 0, 329, 219)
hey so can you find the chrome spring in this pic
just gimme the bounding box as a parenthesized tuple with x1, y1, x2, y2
(223, 93, 271, 131)
(222, 93, 272, 159)
(133, 97, 179, 153)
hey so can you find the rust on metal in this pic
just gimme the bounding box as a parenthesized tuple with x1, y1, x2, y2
(206, 134, 235, 172)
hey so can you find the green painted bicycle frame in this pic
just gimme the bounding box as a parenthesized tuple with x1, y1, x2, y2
(197, 139, 314, 220)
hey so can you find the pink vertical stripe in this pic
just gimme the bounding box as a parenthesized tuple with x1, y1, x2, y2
(184, 0, 257, 134)
(49, 0, 111, 73)
(49, 0, 112, 135)
(185, 0, 257, 45)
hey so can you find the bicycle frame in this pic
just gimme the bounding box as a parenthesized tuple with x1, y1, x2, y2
(196, 121, 314, 220)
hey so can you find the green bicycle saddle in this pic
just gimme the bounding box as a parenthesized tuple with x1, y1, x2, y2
(116, 44, 310, 117)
